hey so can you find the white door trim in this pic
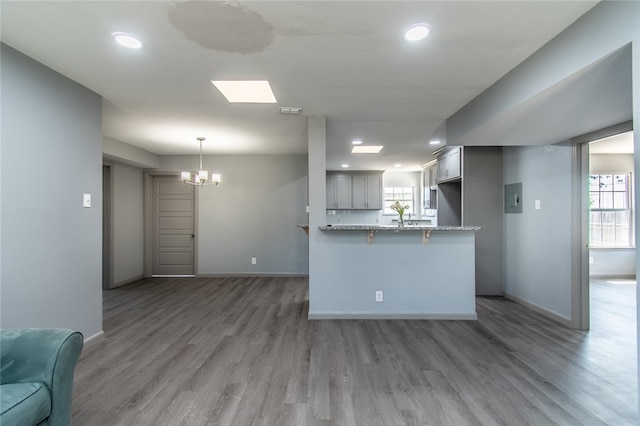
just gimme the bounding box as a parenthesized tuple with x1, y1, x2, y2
(102, 162, 114, 289)
(570, 120, 634, 330)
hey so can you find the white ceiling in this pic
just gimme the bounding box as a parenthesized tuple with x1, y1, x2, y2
(590, 131, 634, 154)
(0, 1, 599, 171)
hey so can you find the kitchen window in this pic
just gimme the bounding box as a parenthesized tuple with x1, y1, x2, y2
(383, 187, 414, 215)
(589, 173, 634, 247)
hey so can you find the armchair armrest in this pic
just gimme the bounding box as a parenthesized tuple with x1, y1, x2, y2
(1, 329, 83, 426)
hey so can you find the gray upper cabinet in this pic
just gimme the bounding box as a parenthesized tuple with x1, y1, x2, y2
(352, 174, 382, 210)
(365, 175, 382, 210)
(429, 165, 438, 188)
(326, 174, 352, 209)
(437, 147, 461, 182)
(435, 146, 463, 226)
(423, 164, 438, 209)
(327, 172, 382, 210)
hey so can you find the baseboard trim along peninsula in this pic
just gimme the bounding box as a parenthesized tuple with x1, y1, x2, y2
(309, 312, 478, 320)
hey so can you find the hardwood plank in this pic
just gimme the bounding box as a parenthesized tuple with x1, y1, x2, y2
(72, 276, 637, 425)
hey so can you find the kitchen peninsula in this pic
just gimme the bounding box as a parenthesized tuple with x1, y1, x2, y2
(309, 224, 481, 320)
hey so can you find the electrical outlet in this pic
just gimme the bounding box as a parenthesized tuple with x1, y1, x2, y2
(251, 257, 257, 265)
(375, 291, 383, 302)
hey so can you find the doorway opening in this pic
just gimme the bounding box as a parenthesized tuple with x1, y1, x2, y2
(587, 130, 636, 338)
(570, 124, 637, 407)
(572, 121, 637, 332)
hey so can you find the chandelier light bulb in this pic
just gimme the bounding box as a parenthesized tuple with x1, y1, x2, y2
(181, 137, 222, 186)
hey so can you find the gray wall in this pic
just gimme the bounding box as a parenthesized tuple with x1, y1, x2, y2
(308, 116, 327, 312)
(112, 161, 145, 287)
(502, 144, 575, 320)
(103, 136, 159, 169)
(463, 147, 504, 295)
(0, 44, 103, 339)
(159, 154, 309, 275)
(589, 249, 636, 278)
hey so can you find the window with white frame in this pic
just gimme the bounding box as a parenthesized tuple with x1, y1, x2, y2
(383, 187, 415, 215)
(589, 173, 634, 247)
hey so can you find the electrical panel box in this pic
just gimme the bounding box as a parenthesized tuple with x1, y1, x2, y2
(504, 183, 522, 214)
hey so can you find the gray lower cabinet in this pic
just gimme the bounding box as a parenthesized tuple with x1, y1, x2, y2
(326, 174, 352, 209)
(352, 175, 382, 210)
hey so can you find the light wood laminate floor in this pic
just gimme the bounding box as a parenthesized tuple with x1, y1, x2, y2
(73, 277, 637, 425)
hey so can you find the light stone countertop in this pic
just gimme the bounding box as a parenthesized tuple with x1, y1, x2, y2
(317, 224, 482, 231)
(301, 223, 481, 245)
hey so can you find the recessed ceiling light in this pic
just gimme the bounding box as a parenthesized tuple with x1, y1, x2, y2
(212, 80, 277, 103)
(112, 32, 143, 49)
(341, 164, 350, 168)
(352, 139, 363, 145)
(352, 145, 383, 154)
(404, 24, 431, 42)
(429, 140, 441, 145)
(394, 164, 402, 168)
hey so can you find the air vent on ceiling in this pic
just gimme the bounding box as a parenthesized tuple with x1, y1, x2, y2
(279, 107, 302, 115)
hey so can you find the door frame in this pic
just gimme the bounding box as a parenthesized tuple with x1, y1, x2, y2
(144, 172, 199, 277)
(103, 162, 114, 289)
(571, 120, 634, 330)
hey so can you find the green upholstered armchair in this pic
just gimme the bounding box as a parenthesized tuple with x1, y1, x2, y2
(0, 329, 83, 426)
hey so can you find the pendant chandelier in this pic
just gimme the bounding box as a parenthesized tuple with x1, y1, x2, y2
(180, 137, 221, 186)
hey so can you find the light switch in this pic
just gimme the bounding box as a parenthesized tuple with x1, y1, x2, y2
(83, 193, 91, 208)
(535, 199, 541, 210)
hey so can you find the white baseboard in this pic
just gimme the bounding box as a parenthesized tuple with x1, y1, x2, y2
(503, 292, 572, 327)
(198, 273, 309, 278)
(83, 330, 105, 349)
(308, 311, 477, 320)
(112, 274, 144, 288)
(589, 273, 636, 279)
